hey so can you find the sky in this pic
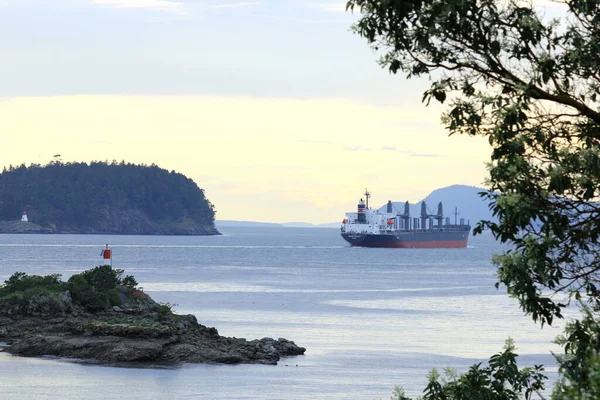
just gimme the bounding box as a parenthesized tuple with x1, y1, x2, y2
(0, 0, 502, 223)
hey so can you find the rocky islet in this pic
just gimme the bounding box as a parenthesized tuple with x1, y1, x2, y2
(0, 270, 305, 366)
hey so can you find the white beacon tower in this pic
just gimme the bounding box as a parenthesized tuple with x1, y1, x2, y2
(21, 211, 28, 222)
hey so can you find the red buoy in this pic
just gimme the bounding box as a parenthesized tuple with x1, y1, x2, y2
(101, 244, 112, 264)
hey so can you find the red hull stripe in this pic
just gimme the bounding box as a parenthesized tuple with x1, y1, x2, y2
(351, 240, 468, 249)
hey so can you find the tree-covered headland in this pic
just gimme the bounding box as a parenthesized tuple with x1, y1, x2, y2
(347, 0, 600, 398)
(0, 161, 219, 235)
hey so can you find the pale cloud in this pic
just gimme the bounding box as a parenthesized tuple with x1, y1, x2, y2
(0, 95, 489, 223)
(92, 0, 184, 11)
(342, 145, 441, 157)
(245, 12, 349, 24)
(305, 1, 347, 13)
(297, 139, 336, 145)
(303, 142, 423, 155)
(410, 153, 446, 158)
(344, 146, 371, 152)
(211, 1, 260, 8)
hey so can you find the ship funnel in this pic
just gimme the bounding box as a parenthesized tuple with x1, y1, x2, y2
(358, 198, 365, 212)
(357, 198, 366, 223)
(386, 200, 393, 213)
(404, 201, 409, 216)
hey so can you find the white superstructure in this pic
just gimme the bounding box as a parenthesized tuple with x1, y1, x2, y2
(341, 191, 397, 235)
(340, 189, 471, 248)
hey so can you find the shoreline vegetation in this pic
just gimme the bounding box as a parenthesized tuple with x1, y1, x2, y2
(0, 219, 221, 236)
(0, 265, 305, 365)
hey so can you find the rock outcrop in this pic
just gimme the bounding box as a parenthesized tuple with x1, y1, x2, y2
(0, 288, 305, 366)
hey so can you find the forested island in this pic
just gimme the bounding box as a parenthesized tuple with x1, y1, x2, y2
(0, 161, 219, 235)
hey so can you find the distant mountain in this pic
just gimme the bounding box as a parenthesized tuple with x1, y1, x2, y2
(216, 220, 283, 228)
(314, 222, 341, 228)
(216, 220, 338, 228)
(280, 222, 314, 228)
(377, 184, 494, 226)
(0, 161, 219, 235)
(280, 222, 339, 228)
(219, 185, 495, 229)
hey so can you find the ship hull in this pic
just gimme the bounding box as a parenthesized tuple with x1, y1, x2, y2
(341, 230, 470, 248)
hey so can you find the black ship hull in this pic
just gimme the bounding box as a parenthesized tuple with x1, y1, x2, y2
(341, 228, 470, 248)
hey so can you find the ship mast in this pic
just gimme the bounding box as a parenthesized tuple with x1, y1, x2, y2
(454, 207, 459, 225)
(364, 188, 371, 209)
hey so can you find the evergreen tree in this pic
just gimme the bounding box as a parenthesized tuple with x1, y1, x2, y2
(0, 161, 216, 233)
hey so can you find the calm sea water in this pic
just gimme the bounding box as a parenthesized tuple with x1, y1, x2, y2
(0, 227, 563, 399)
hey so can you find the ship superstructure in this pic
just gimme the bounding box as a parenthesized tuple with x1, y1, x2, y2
(341, 190, 471, 248)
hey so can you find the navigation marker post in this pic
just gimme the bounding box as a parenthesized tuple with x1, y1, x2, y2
(101, 244, 112, 266)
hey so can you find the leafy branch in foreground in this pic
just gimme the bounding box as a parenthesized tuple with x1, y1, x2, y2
(390, 339, 546, 400)
(552, 307, 600, 399)
(347, 0, 600, 397)
(347, 0, 600, 326)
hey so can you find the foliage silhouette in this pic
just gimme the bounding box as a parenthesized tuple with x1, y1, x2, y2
(348, 0, 600, 398)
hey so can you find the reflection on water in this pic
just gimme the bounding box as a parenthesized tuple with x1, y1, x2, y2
(0, 228, 560, 399)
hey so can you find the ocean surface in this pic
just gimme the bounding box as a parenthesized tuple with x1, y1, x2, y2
(0, 227, 565, 399)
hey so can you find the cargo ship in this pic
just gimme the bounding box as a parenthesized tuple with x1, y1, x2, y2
(341, 190, 471, 248)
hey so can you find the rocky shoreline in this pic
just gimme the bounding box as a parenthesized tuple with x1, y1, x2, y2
(0, 220, 221, 236)
(0, 221, 56, 234)
(0, 268, 305, 366)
